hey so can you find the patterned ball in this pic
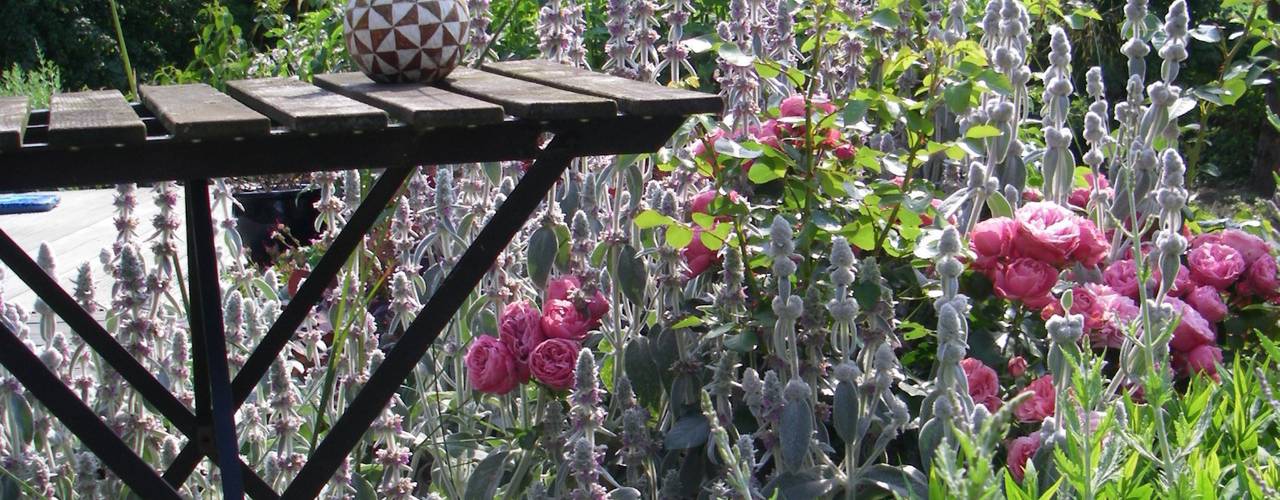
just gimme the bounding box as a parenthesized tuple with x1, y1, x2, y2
(343, 0, 471, 83)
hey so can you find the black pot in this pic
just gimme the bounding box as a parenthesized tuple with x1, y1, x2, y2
(232, 188, 321, 266)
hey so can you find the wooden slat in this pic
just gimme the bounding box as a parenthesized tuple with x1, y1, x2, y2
(483, 59, 723, 116)
(140, 84, 271, 140)
(225, 77, 387, 134)
(313, 72, 505, 129)
(48, 90, 146, 149)
(440, 68, 617, 120)
(0, 97, 29, 152)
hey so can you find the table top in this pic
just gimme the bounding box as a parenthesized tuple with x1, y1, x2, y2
(1, 60, 720, 149)
(0, 60, 720, 191)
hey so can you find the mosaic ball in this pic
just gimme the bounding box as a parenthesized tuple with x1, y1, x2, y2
(343, 0, 471, 84)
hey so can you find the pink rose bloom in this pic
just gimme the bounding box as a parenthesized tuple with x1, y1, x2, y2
(465, 336, 520, 395)
(1240, 255, 1280, 299)
(1187, 242, 1246, 290)
(1022, 188, 1043, 202)
(1157, 265, 1195, 297)
(1185, 286, 1228, 323)
(994, 258, 1058, 308)
(1070, 218, 1110, 267)
(1218, 229, 1270, 264)
(499, 301, 545, 382)
(1007, 435, 1041, 483)
(1015, 375, 1056, 423)
(683, 227, 719, 278)
(778, 94, 836, 118)
(1093, 287, 1139, 349)
(970, 217, 1017, 271)
(540, 299, 594, 341)
(529, 338, 579, 390)
(1165, 297, 1216, 352)
(691, 190, 718, 215)
(545, 275, 610, 323)
(833, 144, 856, 160)
(1068, 173, 1112, 208)
(961, 358, 1002, 412)
(1014, 202, 1081, 265)
(1103, 259, 1146, 299)
(1007, 356, 1028, 378)
(1172, 343, 1223, 382)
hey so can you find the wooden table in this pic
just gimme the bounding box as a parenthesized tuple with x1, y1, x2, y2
(0, 60, 720, 500)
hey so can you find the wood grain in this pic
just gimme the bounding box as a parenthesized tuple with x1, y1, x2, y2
(48, 90, 146, 149)
(314, 72, 505, 129)
(226, 77, 388, 134)
(439, 68, 617, 120)
(0, 97, 29, 152)
(482, 59, 722, 116)
(140, 84, 271, 140)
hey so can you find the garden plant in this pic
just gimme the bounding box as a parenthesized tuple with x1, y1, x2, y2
(6, 0, 1280, 498)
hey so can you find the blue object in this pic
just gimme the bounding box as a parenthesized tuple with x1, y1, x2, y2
(0, 192, 60, 214)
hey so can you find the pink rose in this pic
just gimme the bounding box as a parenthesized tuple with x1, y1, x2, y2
(1165, 297, 1216, 352)
(1240, 255, 1280, 299)
(1172, 343, 1223, 382)
(778, 94, 836, 118)
(961, 358, 1002, 412)
(833, 144, 856, 160)
(1070, 218, 1110, 267)
(683, 227, 719, 278)
(499, 301, 545, 382)
(994, 258, 1058, 308)
(691, 190, 718, 215)
(1022, 188, 1043, 202)
(1014, 375, 1055, 423)
(540, 299, 594, 341)
(1014, 202, 1081, 265)
(1218, 229, 1270, 264)
(1093, 287, 1139, 349)
(1187, 242, 1246, 290)
(465, 335, 521, 395)
(1007, 356, 1028, 378)
(545, 275, 610, 323)
(1068, 173, 1112, 208)
(1103, 259, 1146, 299)
(1007, 435, 1041, 483)
(1158, 265, 1195, 297)
(970, 217, 1017, 271)
(1185, 286, 1227, 323)
(529, 338, 579, 390)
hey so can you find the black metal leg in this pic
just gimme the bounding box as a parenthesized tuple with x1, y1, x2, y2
(185, 179, 245, 500)
(164, 166, 412, 485)
(0, 321, 183, 499)
(281, 135, 580, 499)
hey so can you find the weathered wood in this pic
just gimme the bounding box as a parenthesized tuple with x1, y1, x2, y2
(314, 72, 505, 129)
(48, 90, 146, 149)
(226, 77, 388, 134)
(0, 97, 29, 152)
(483, 59, 723, 116)
(440, 68, 617, 120)
(140, 84, 272, 140)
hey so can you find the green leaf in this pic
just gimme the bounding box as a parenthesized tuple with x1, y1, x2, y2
(666, 224, 694, 249)
(987, 191, 1014, 217)
(527, 226, 558, 289)
(6, 393, 32, 446)
(692, 212, 716, 229)
(718, 44, 754, 67)
(714, 138, 763, 159)
(617, 244, 647, 305)
(671, 316, 702, 329)
(843, 100, 870, 124)
(943, 81, 973, 114)
(966, 124, 1003, 139)
(748, 162, 784, 184)
(779, 401, 814, 472)
(634, 209, 674, 229)
(464, 450, 509, 500)
(755, 61, 781, 79)
(724, 330, 758, 352)
(664, 414, 710, 449)
(624, 337, 663, 407)
(1221, 78, 1248, 106)
(832, 381, 859, 442)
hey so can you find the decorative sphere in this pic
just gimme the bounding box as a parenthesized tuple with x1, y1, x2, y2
(343, 0, 471, 84)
